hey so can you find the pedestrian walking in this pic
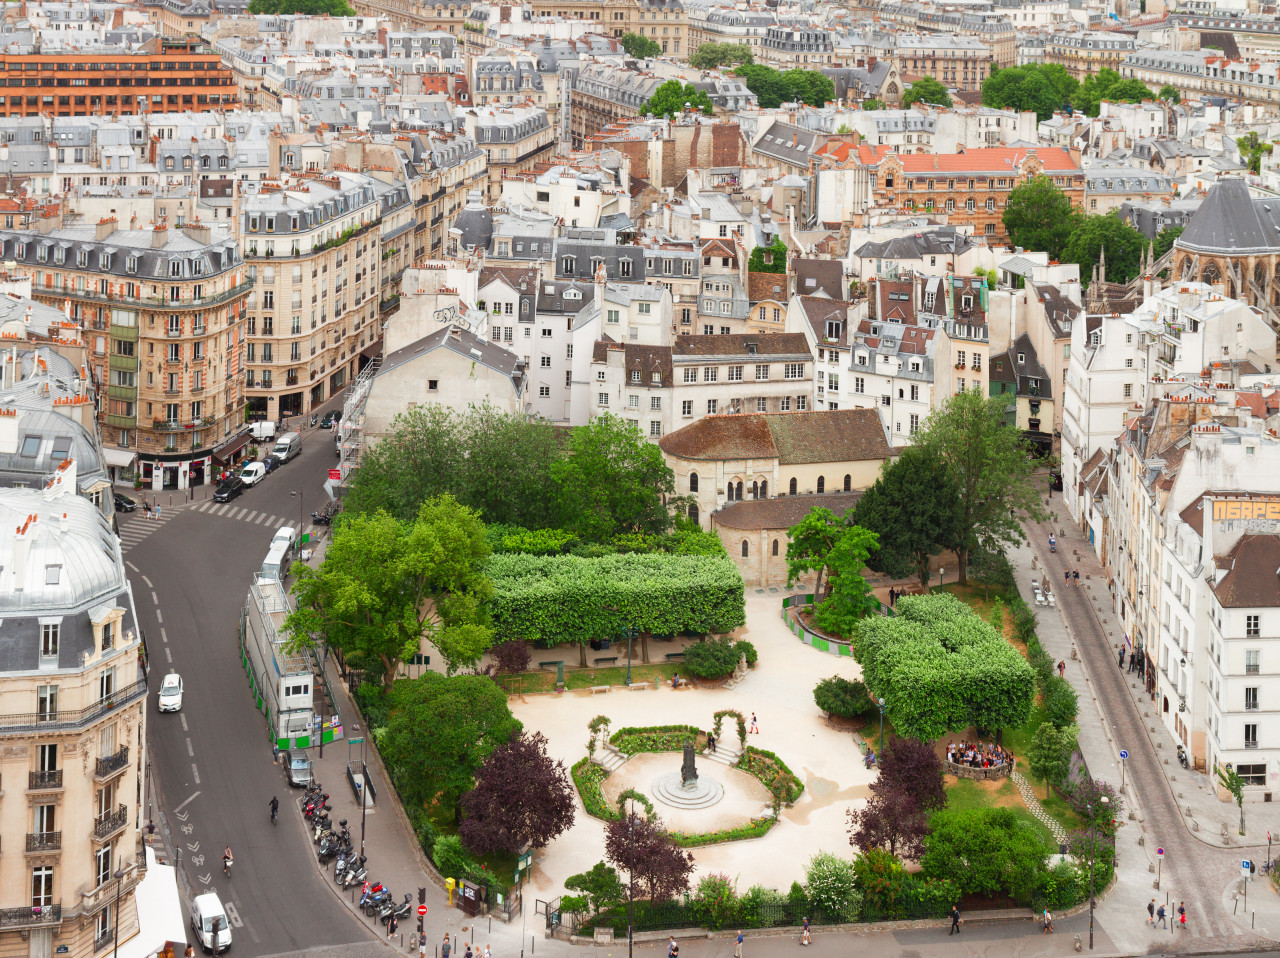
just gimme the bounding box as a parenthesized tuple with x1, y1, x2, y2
(442, 934, 451, 958)
(1058, 660, 1066, 678)
(1073, 569, 1080, 587)
(387, 913, 398, 940)
(1118, 647, 1126, 669)
(146, 821, 156, 844)
(708, 732, 716, 753)
(155, 504, 162, 521)
(1042, 909, 1053, 934)
(668, 936, 677, 958)
(1147, 899, 1155, 924)
(668, 942, 678, 958)
(463, 942, 473, 958)
(949, 905, 961, 935)
(272, 744, 280, 765)
(1156, 905, 1167, 928)
(143, 500, 152, 520)
(888, 588, 896, 607)
(1178, 903, 1187, 930)
(749, 713, 759, 734)
(1064, 569, 1070, 589)
(484, 947, 491, 958)
(734, 930, 743, 958)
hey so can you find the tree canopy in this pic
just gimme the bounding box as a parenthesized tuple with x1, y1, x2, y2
(921, 807, 1050, 898)
(853, 446, 961, 586)
(1072, 68, 1154, 117)
(747, 236, 788, 273)
(285, 495, 493, 686)
(1153, 224, 1183, 259)
(1028, 723, 1078, 798)
(1237, 131, 1274, 174)
(382, 672, 521, 821)
(1063, 212, 1147, 288)
(605, 811, 695, 903)
(981, 64, 1077, 122)
(1158, 84, 1181, 103)
(689, 42, 752, 70)
(901, 77, 952, 109)
(1002, 175, 1078, 262)
(642, 80, 714, 118)
(459, 730, 576, 854)
(731, 65, 833, 108)
(813, 524, 881, 637)
(912, 389, 1048, 584)
(620, 32, 661, 59)
(248, 0, 353, 12)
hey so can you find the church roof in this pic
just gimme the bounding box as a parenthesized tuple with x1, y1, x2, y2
(1176, 177, 1280, 256)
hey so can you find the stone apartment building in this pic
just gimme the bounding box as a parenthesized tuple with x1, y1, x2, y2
(10, 217, 251, 491)
(0, 474, 146, 958)
(1045, 30, 1136, 79)
(459, 106, 554, 199)
(757, 25, 836, 68)
(238, 171, 397, 423)
(895, 33, 995, 92)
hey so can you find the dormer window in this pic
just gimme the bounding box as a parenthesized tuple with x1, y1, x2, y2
(1017, 352, 1026, 363)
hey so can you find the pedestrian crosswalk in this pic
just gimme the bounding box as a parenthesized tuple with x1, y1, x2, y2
(115, 495, 321, 554)
(189, 500, 298, 527)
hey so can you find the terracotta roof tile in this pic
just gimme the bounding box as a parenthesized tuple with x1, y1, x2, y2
(715, 492, 863, 531)
(1211, 534, 1280, 607)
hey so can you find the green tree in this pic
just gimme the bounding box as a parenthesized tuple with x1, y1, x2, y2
(784, 507, 843, 599)
(980, 65, 1075, 122)
(733, 64, 790, 109)
(382, 672, 521, 820)
(921, 807, 1050, 898)
(285, 495, 493, 686)
(564, 862, 626, 915)
(248, 0, 353, 12)
(901, 76, 952, 108)
(689, 42, 752, 70)
(1064, 213, 1147, 288)
(804, 852, 862, 921)
(345, 403, 461, 521)
(1237, 131, 1274, 174)
(551, 413, 676, 540)
(620, 32, 661, 59)
(862, 98, 884, 110)
(853, 446, 961, 587)
(747, 236, 788, 273)
(912, 390, 1050, 585)
(1217, 765, 1246, 836)
(1073, 68, 1153, 117)
(836, 123, 852, 134)
(813, 524, 881, 637)
(782, 69, 835, 107)
(1028, 722, 1078, 798)
(1153, 224, 1184, 259)
(1158, 83, 1181, 103)
(642, 80, 714, 118)
(1002, 175, 1078, 262)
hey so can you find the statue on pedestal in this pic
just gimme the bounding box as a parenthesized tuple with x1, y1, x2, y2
(680, 741, 698, 788)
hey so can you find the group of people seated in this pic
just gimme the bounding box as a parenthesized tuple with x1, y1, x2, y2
(946, 741, 1010, 769)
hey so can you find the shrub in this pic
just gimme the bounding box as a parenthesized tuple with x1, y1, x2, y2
(813, 676, 877, 720)
(572, 758, 617, 821)
(804, 851, 862, 922)
(853, 848, 909, 913)
(738, 746, 804, 803)
(921, 807, 1050, 899)
(684, 636, 741, 678)
(407, 806, 439, 858)
(738, 885, 787, 928)
(611, 725, 702, 754)
(690, 873, 739, 930)
(735, 639, 758, 667)
(1034, 859, 1086, 910)
(432, 835, 478, 882)
(668, 818, 774, 847)
(491, 639, 532, 674)
(1043, 675, 1079, 728)
(353, 682, 389, 730)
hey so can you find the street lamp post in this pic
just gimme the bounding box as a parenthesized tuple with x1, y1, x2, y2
(290, 489, 304, 556)
(877, 697, 886, 753)
(111, 866, 126, 958)
(1087, 794, 1109, 950)
(624, 626, 636, 686)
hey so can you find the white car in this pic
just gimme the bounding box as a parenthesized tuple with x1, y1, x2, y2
(158, 673, 183, 712)
(239, 462, 267, 486)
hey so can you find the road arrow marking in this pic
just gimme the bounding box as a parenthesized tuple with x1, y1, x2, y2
(198, 874, 211, 885)
(187, 842, 200, 852)
(173, 792, 201, 815)
(174, 811, 189, 822)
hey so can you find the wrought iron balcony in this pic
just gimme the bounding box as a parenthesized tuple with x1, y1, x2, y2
(93, 804, 128, 841)
(95, 745, 129, 780)
(26, 831, 61, 853)
(0, 679, 146, 736)
(0, 904, 60, 929)
(28, 769, 63, 790)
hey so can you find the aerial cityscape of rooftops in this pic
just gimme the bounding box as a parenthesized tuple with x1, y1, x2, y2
(9, 0, 1280, 955)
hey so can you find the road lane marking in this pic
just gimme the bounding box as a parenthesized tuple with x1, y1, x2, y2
(180, 714, 189, 732)
(223, 902, 245, 929)
(246, 511, 259, 522)
(160, 627, 168, 643)
(192, 764, 201, 784)
(165, 647, 172, 663)
(142, 575, 153, 588)
(156, 609, 163, 624)
(235, 508, 249, 520)
(173, 792, 200, 813)
(186, 738, 194, 757)
(258, 514, 272, 525)
(126, 561, 140, 572)
(150, 593, 159, 606)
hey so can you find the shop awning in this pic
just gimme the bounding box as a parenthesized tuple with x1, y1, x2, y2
(212, 432, 250, 464)
(114, 847, 188, 958)
(103, 447, 137, 469)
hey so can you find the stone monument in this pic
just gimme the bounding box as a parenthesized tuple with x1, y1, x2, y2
(653, 739, 723, 809)
(681, 740, 697, 786)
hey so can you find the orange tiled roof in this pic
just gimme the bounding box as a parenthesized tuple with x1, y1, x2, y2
(896, 147, 1080, 175)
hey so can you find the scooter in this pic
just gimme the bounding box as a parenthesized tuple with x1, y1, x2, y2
(340, 856, 368, 888)
(310, 413, 319, 428)
(364, 888, 395, 916)
(1177, 744, 1189, 769)
(317, 836, 348, 864)
(1049, 534, 1057, 553)
(380, 894, 413, 925)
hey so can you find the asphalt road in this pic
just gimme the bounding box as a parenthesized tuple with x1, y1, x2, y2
(128, 417, 373, 958)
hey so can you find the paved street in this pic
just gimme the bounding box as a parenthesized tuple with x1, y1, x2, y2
(128, 416, 375, 957)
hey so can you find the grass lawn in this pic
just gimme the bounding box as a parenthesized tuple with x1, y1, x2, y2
(497, 662, 682, 694)
(932, 582, 1008, 621)
(942, 777, 1061, 847)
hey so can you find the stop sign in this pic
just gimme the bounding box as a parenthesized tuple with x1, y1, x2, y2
(417, 905, 428, 917)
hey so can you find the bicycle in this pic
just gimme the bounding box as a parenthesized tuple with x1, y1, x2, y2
(269, 797, 279, 825)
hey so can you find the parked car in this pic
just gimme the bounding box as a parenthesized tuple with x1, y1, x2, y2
(214, 478, 245, 503)
(158, 672, 184, 712)
(113, 493, 137, 513)
(260, 455, 281, 474)
(191, 892, 232, 954)
(239, 462, 267, 486)
(283, 750, 313, 787)
(320, 411, 341, 429)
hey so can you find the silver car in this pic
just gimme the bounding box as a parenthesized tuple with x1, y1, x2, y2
(283, 751, 313, 787)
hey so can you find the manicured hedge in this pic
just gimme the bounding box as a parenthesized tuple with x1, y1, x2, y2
(611, 725, 703, 755)
(853, 593, 1034, 740)
(739, 746, 804, 803)
(487, 552, 746, 648)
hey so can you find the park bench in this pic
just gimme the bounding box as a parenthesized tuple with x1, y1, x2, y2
(590, 685, 610, 694)
(593, 656, 619, 667)
(538, 660, 564, 671)
(664, 651, 685, 661)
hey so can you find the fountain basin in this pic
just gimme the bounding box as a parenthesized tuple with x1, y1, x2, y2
(651, 770, 725, 810)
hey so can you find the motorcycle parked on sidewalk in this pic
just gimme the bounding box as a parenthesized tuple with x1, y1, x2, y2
(380, 894, 413, 926)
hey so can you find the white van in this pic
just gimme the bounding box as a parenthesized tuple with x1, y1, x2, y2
(260, 543, 290, 581)
(272, 432, 301, 463)
(248, 420, 276, 441)
(270, 526, 296, 553)
(190, 892, 232, 954)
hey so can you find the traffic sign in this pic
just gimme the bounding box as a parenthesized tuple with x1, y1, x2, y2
(417, 905, 428, 917)
(349, 737, 364, 745)
(1156, 847, 1164, 856)
(1119, 750, 1128, 759)
(329, 468, 341, 481)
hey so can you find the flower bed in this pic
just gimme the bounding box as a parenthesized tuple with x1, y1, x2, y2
(610, 724, 703, 755)
(572, 757, 619, 821)
(738, 746, 804, 804)
(668, 817, 774, 846)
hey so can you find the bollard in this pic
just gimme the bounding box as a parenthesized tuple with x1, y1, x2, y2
(1253, 910, 1257, 929)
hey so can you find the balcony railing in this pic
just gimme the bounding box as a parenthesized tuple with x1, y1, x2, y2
(0, 905, 60, 929)
(0, 678, 146, 736)
(95, 746, 129, 779)
(31, 279, 253, 313)
(28, 769, 63, 790)
(26, 831, 61, 853)
(93, 804, 128, 841)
